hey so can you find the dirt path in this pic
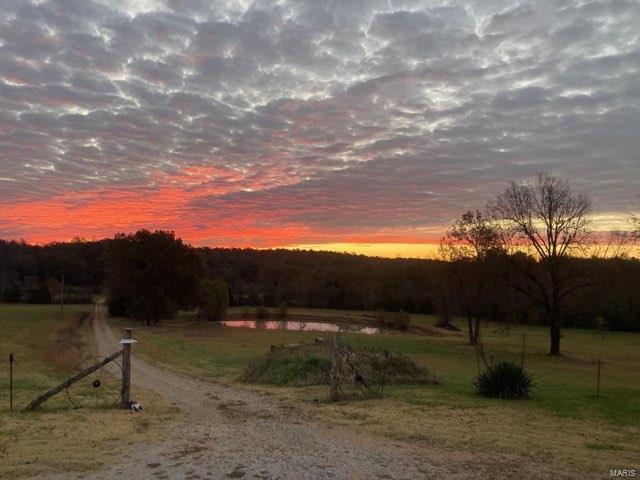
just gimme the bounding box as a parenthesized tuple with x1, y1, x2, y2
(45, 304, 562, 480)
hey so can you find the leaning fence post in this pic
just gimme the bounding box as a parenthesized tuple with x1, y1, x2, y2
(120, 328, 134, 407)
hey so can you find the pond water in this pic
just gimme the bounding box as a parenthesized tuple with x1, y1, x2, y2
(219, 320, 383, 335)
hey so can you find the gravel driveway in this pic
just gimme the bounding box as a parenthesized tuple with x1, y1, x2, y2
(44, 303, 566, 480)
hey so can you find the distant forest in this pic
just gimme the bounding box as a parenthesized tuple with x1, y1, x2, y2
(1, 236, 639, 332)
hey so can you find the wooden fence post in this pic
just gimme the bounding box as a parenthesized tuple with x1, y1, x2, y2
(9, 353, 13, 412)
(596, 358, 601, 398)
(121, 328, 133, 407)
(330, 334, 341, 402)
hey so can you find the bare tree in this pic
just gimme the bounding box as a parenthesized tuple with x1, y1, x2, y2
(489, 172, 592, 355)
(440, 210, 503, 345)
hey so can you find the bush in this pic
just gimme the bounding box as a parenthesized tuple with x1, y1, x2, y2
(256, 305, 269, 319)
(435, 313, 460, 331)
(353, 350, 438, 386)
(475, 361, 533, 399)
(241, 344, 439, 388)
(375, 309, 411, 330)
(241, 349, 330, 386)
(392, 310, 410, 329)
(278, 302, 288, 318)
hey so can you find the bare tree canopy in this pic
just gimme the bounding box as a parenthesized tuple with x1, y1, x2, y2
(489, 172, 592, 260)
(489, 172, 593, 356)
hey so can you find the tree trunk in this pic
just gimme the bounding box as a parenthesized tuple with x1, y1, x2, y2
(467, 317, 476, 345)
(472, 318, 481, 345)
(549, 264, 562, 356)
(549, 319, 561, 356)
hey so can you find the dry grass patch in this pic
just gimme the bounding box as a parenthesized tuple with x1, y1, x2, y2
(0, 304, 178, 479)
(42, 312, 90, 373)
(0, 388, 178, 478)
(266, 385, 639, 479)
(108, 312, 640, 479)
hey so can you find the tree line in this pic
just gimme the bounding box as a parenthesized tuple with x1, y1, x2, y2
(0, 173, 638, 355)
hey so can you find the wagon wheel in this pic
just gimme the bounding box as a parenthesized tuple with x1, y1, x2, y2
(66, 354, 122, 408)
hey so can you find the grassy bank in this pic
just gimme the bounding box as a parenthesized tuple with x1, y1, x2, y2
(0, 304, 176, 478)
(108, 309, 640, 477)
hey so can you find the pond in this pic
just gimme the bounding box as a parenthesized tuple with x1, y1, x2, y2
(219, 319, 383, 335)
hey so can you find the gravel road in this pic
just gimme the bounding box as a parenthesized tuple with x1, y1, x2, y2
(44, 303, 565, 480)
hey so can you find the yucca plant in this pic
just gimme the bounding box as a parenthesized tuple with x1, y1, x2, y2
(475, 361, 533, 399)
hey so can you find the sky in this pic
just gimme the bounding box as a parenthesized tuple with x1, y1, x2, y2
(0, 0, 638, 258)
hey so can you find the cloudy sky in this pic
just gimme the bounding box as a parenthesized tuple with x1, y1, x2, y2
(0, 0, 638, 256)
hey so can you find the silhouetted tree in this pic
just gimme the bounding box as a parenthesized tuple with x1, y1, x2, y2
(490, 172, 592, 355)
(440, 210, 503, 345)
(105, 230, 201, 324)
(1, 235, 638, 332)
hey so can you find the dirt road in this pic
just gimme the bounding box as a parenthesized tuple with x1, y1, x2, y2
(45, 304, 562, 480)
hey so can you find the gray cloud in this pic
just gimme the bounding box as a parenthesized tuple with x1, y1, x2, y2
(0, 0, 639, 243)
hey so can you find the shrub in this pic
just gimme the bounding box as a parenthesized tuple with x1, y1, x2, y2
(241, 349, 330, 386)
(241, 344, 439, 389)
(475, 361, 533, 399)
(392, 310, 410, 329)
(354, 350, 439, 386)
(435, 313, 460, 331)
(256, 305, 269, 319)
(278, 302, 289, 318)
(375, 309, 411, 330)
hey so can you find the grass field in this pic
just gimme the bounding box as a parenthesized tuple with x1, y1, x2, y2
(0, 304, 176, 478)
(108, 307, 640, 477)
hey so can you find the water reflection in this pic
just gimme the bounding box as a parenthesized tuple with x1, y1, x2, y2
(219, 320, 382, 335)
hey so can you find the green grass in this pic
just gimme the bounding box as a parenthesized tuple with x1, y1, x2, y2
(0, 303, 92, 411)
(110, 311, 640, 426)
(107, 309, 640, 476)
(241, 350, 331, 386)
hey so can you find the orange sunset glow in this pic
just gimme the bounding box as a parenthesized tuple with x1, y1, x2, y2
(0, 0, 638, 255)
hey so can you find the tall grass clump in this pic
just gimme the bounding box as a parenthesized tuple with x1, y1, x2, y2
(241, 348, 330, 386)
(43, 311, 90, 372)
(241, 343, 438, 389)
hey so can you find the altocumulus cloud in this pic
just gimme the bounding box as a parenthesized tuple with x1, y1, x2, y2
(0, 0, 638, 246)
